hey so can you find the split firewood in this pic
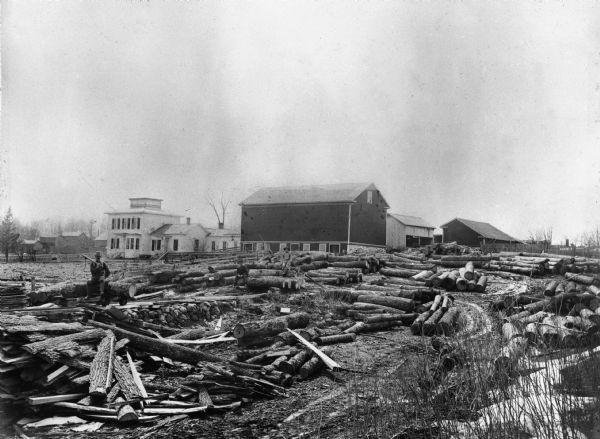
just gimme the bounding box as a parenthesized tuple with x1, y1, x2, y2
(115, 396, 139, 422)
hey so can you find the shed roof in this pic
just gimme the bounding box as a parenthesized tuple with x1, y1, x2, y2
(388, 213, 434, 229)
(150, 223, 208, 236)
(241, 182, 389, 207)
(61, 232, 87, 238)
(440, 218, 520, 242)
(205, 227, 240, 237)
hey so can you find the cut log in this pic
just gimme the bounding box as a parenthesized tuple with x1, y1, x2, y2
(115, 396, 139, 422)
(494, 336, 528, 370)
(86, 320, 223, 364)
(544, 280, 559, 297)
(441, 295, 453, 312)
(89, 331, 115, 398)
(379, 268, 421, 278)
(314, 333, 356, 345)
(286, 329, 340, 370)
(363, 313, 418, 325)
(422, 309, 446, 336)
(455, 277, 468, 291)
(278, 350, 311, 374)
(539, 317, 560, 346)
(233, 312, 309, 340)
(464, 262, 475, 280)
(430, 295, 442, 312)
(298, 347, 333, 379)
(411, 311, 433, 335)
(566, 273, 599, 286)
(113, 355, 143, 401)
(588, 285, 600, 296)
(356, 295, 414, 312)
(22, 328, 105, 363)
(501, 322, 522, 341)
(412, 270, 435, 281)
(435, 308, 460, 336)
(351, 302, 406, 314)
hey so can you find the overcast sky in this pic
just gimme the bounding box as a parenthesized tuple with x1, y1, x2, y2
(2, 1, 600, 242)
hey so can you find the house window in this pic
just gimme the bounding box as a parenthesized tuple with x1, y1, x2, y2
(367, 191, 373, 204)
(135, 238, 139, 250)
(223, 241, 227, 250)
(318, 243, 327, 252)
(173, 239, 179, 251)
(115, 238, 120, 249)
(211, 241, 216, 251)
(111, 219, 115, 229)
(194, 239, 200, 251)
(152, 239, 161, 251)
(110, 238, 114, 249)
(116, 218, 120, 229)
(127, 218, 131, 229)
(137, 218, 141, 229)
(303, 244, 310, 252)
(151, 240, 155, 251)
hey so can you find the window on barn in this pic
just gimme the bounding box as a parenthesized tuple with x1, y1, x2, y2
(318, 243, 327, 252)
(303, 244, 310, 252)
(367, 191, 373, 204)
(279, 243, 286, 251)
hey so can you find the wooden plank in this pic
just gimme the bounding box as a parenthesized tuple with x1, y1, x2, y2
(27, 393, 87, 406)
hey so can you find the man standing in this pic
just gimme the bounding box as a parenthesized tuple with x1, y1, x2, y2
(235, 256, 249, 287)
(205, 266, 224, 288)
(88, 251, 110, 305)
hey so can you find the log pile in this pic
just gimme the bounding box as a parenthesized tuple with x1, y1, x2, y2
(120, 300, 231, 328)
(0, 281, 28, 309)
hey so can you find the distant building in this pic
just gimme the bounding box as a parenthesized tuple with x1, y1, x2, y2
(240, 182, 389, 254)
(22, 239, 44, 255)
(38, 236, 57, 253)
(205, 225, 241, 251)
(94, 232, 108, 252)
(386, 214, 435, 249)
(150, 220, 209, 254)
(440, 218, 520, 247)
(55, 232, 91, 254)
(105, 197, 183, 258)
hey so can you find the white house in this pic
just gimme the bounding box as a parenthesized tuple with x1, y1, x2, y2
(386, 213, 435, 249)
(205, 226, 241, 252)
(150, 221, 209, 255)
(105, 197, 183, 258)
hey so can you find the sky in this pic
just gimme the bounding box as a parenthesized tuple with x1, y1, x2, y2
(2, 1, 600, 243)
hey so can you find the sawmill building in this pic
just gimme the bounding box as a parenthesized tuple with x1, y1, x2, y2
(440, 217, 519, 247)
(240, 182, 389, 254)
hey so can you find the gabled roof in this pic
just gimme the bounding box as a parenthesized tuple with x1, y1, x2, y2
(440, 218, 519, 242)
(205, 227, 240, 237)
(150, 223, 208, 236)
(105, 208, 183, 216)
(61, 232, 88, 238)
(388, 213, 434, 229)
(240, 182, 389, 207)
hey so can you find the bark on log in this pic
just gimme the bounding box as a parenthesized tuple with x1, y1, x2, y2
(422, 309, 446, 336)
(494, 336, 528, 370)
(435, 307, 460, 336)
(113, 356, 143, 401)
(566, 273, 599, 286)
(23, 328, 105, 358)
(588, 285, 600, 296)
(233, 313, 309, 340)
(330, 261, 369, 270)
(298, 347, 333, 379)
(379, 268, 421, 278)
(314, 333, 356, 345)
(86, 321, 224, 364)
(279, 349, 311, 374)
(351, 302, 406, 314)
(412, 270, 435, 281)
(544, 280, 559, 296)
(540, 317, 560, 346)
(501, 322, 522, 341)
(363, 313, 418, 325)
(246, 277, 301, 290)
(456, 277, 468, 291)
(355, 295, 415, 312)
(411, 311, 433, 335)
(89, 331, 115, 398)
(444, 271, 458, 290)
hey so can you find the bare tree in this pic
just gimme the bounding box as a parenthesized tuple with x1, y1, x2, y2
(206, 192, 231, 229)
(581, 227, 600, 254)
(527, 226, 553, 252)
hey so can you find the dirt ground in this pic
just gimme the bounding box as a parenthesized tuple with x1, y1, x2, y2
(0, 262, 539, 439)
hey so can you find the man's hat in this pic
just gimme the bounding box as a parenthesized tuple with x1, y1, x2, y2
(94, 251, 102, 258)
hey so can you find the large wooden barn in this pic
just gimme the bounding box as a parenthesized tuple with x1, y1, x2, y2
(240, 182, 389, 254)
(440, 217, 519, 247)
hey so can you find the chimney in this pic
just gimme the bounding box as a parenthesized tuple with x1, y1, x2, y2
(186, 217, 191, 225)
(218, 222, 224, 230)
